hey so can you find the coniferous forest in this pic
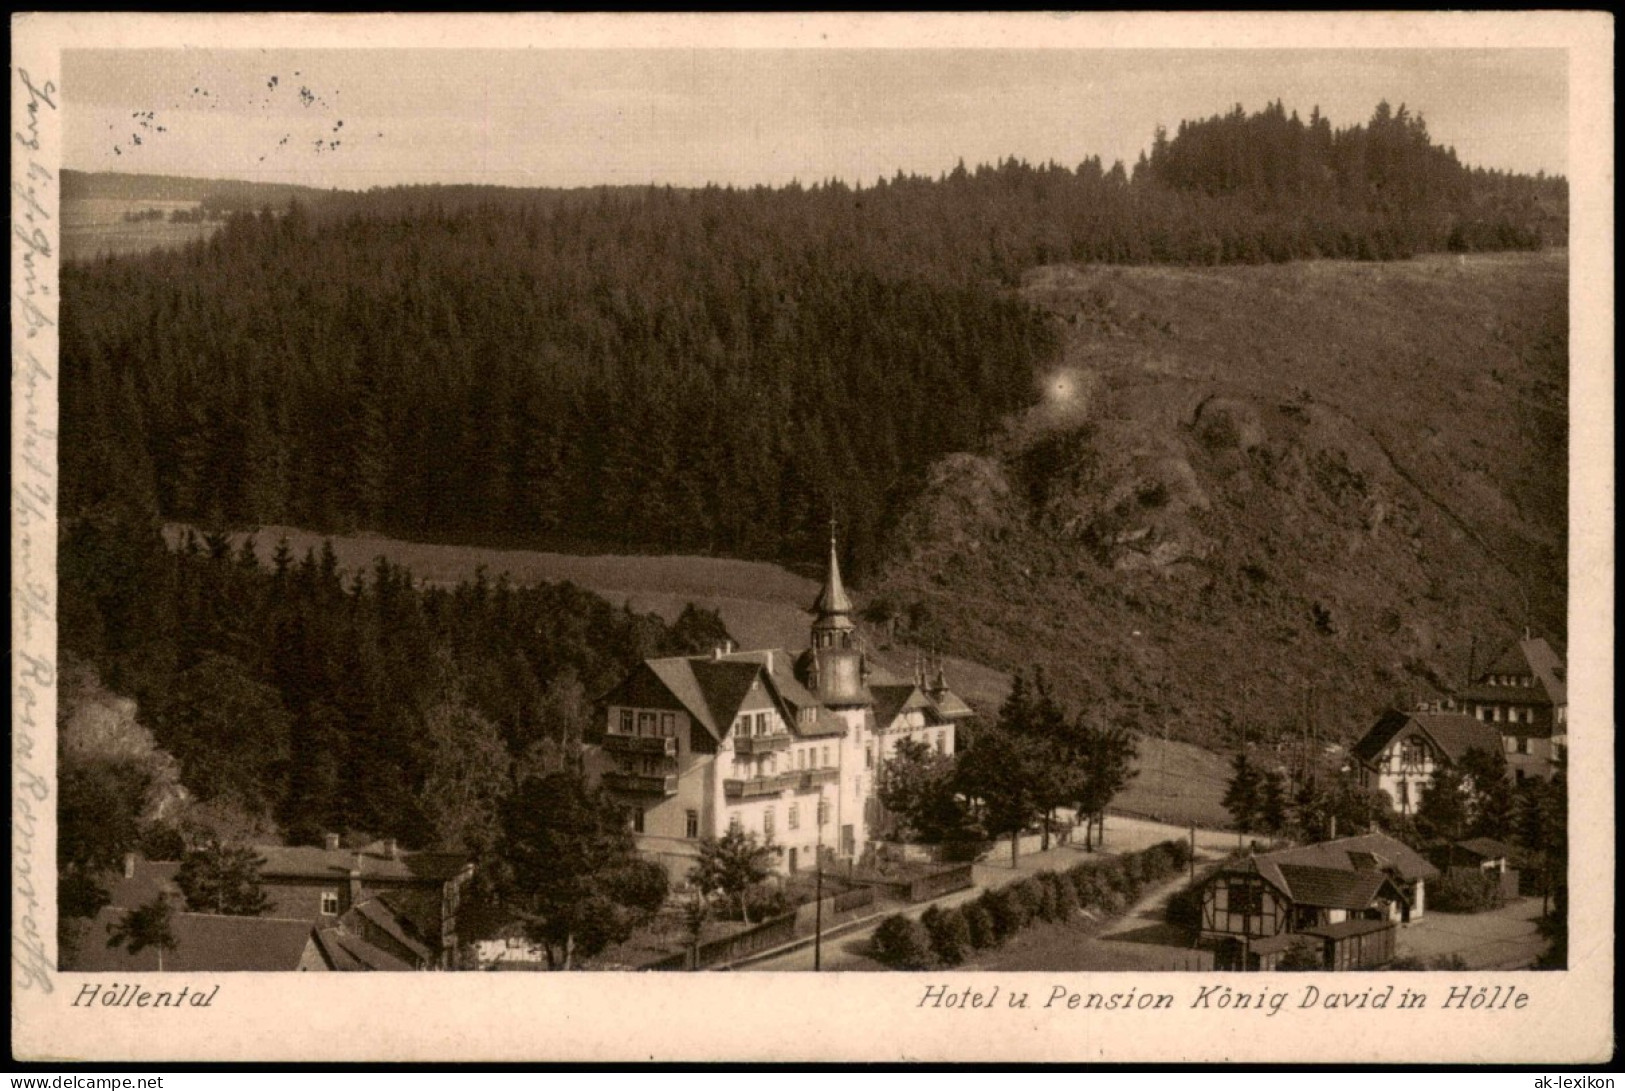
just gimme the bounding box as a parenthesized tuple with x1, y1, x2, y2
(62, 103, 1564, 577)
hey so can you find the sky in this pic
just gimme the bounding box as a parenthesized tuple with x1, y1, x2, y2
(63, 48, 1569, 190)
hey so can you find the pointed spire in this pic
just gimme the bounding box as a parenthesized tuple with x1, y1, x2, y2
(810, 519, 854, 618)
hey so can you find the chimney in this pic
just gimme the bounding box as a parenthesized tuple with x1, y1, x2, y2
(384, 838, 400, 861)
(712, 643, 724, 661)
(123, 852, 137, 879)
(323, 832, 341, 851)
(1329, 814, 1338, 841)
(764, 650, 773, 673)
(349, 854, 364, 907)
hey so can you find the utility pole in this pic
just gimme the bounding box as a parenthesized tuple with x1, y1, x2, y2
(813, 798, 826, 972)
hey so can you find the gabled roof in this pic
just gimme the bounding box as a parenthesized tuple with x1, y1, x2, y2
(870, 683, 936, 730)
(1272, 864, 1396, 910)
(1351, 709, 1504, 767)
(1256, 831, 1439, 884)
(927, 688, 976, 720)
(257, 843, 469, 884)
(1460, 636, 1566, 706)
(314, 924, 416, 971)
(689, 659, 769, 735)
(69, 909, 319, 972)
(348, 897, 433, 962)
(1453, 837, 1517, 862)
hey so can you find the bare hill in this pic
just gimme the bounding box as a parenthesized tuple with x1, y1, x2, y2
(871, 250, 1568, 764)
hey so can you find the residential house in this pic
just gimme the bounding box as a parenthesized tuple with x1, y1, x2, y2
(1196, 831, 1439, 970)
(586, 533, 975, 883)
(256, 835, 474, 968)
(1351, 708, 1507, 814)
(1457, 635, 1567, 781)
(66, 841, 472, 972)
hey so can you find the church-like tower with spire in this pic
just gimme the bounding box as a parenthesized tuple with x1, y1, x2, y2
(585, 530, 975, 881)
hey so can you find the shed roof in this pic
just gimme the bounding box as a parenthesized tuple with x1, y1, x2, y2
(1302, 918, 1396, 940)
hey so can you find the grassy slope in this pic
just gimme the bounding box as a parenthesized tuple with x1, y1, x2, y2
(871, 250, 1567, 795)
(182, 523, 1013, 720)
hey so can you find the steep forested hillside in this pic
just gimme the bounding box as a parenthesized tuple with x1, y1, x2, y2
(61, 102, 1563, 577)
(870, 251, 1567, 763)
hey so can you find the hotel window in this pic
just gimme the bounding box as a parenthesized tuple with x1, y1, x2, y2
(756, 712, 770, 736)
(321, 891, 339, 916)
(638, 711, 657, 736)
(661, 713, 675, 736)
(632, 808, 645, 834)
(866, 744, 874, 769)
(788, 803, 800, 830)
(798, 750, 807, 770)
(1516, 737, 1531, 755)
(620, 710, 634, 734)
(686, 810, 700, 839)
(936, 732, 946, 754)
(729, 814, 742, 835)
(763, 806, 775, 842)
(822, 746, 831, 767)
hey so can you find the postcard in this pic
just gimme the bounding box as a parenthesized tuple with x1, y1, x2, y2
(11, 11, 1613, 1064)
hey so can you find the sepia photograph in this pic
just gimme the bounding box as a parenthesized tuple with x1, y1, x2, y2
(11, 12, 1613, 1065)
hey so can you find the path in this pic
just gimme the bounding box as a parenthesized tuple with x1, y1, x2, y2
(1396, 898, 1551, 969)
(739, 814, 1230, 972)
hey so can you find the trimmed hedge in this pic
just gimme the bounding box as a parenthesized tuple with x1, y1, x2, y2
(870, 913, 934, 969)
(962, 902, 997, 949)
(870, 843, 1193, 970)
(921, 905, 971, 966)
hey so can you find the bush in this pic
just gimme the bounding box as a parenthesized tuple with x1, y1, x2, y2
(1156, 839, 1194, 871)
(1164, 882, 1204, 932)
(1276, 937, 1325, 971)
(1071, 866, 1110, 910)
(1430, 872, 1506, 914)
(870, 914, 934, 970)
(1012, 878, 1047, 921)
(1386, 955, 1427, 970)
(983, 887, 1029, 938)
(1051, 873, 1080, 921)
(921, 906, 972, 966)
(961, 902, 997, 949)
(1429, 953, 1469, 970)
(1031, 875, 1061, 922)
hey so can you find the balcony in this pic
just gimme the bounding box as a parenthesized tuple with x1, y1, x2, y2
(723, 774, 794, 800)
(602, 734, 678, 757)
(733, 733, 791, 756)
(797, 768, 840, 791)
(602, 771, 678, 797)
